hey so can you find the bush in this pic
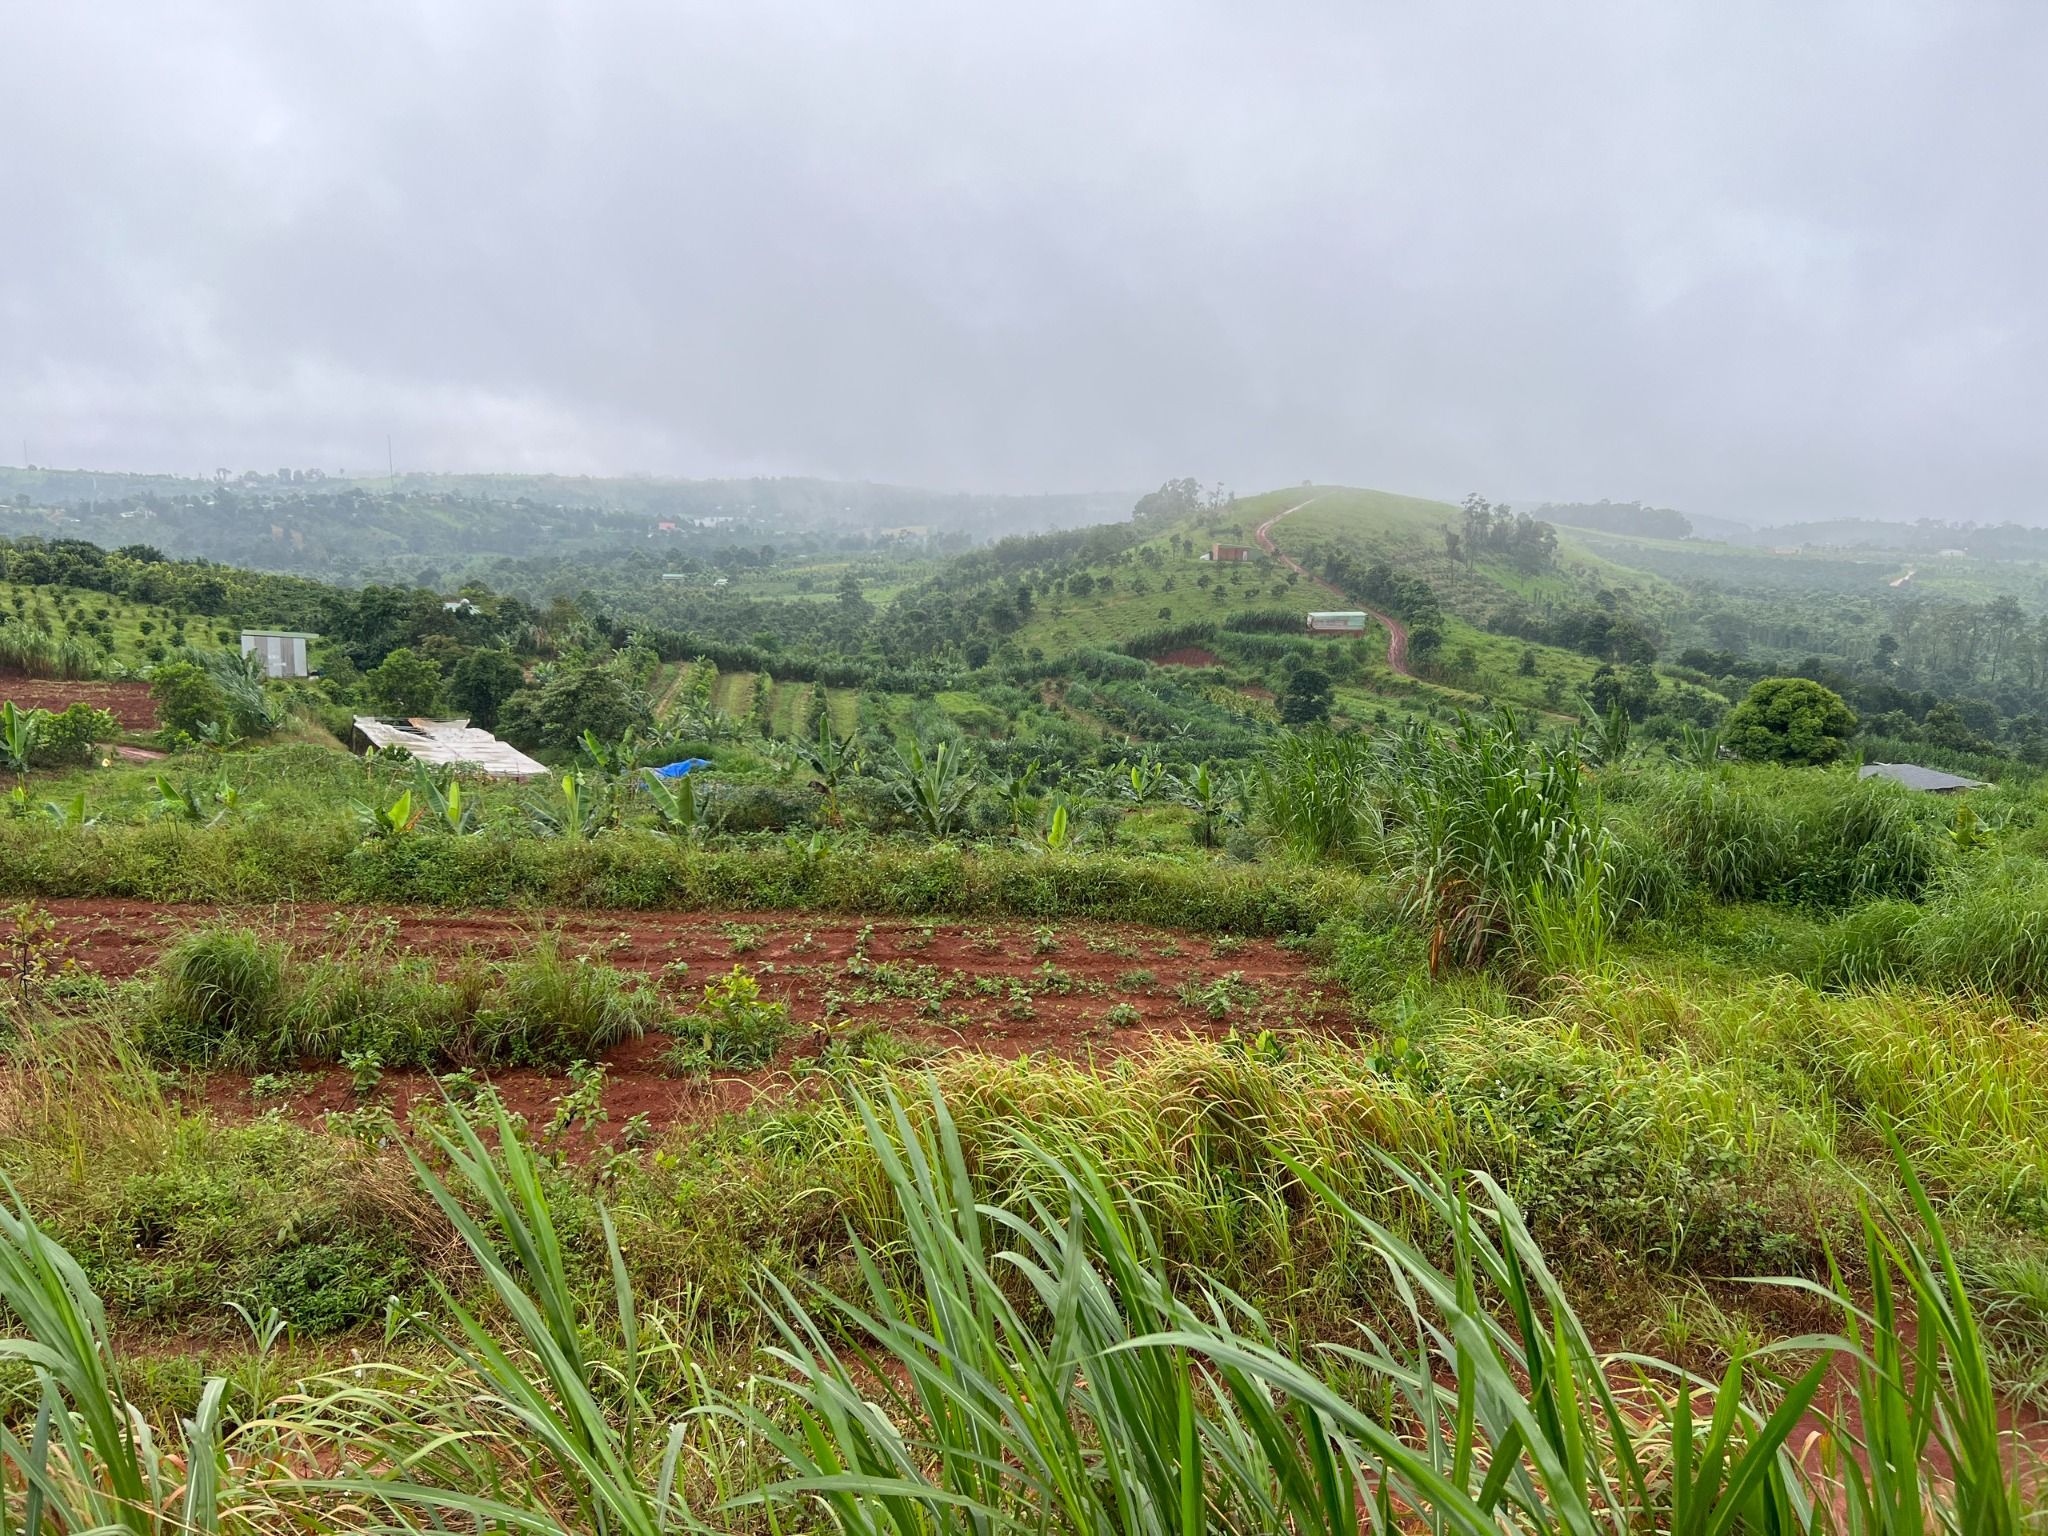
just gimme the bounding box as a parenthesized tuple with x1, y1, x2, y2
(30, 702, 118, 766)
(0, 817, 1364, 935)
(668, 965, 791, 1071)
(1631, 766, 1949, 908)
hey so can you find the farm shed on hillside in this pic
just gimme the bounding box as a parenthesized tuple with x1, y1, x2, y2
(352, 716, 548, 778)
(1858, 762, 1988, 793)
(1306, 611, 1369, 634)
(1209, 543, 1252, 562)
(240, 629, 315, 678)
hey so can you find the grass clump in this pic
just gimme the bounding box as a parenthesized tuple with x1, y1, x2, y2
(141, 922, 662, 1070)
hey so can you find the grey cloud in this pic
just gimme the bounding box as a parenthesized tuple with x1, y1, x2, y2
(1, 2, 2043, 522)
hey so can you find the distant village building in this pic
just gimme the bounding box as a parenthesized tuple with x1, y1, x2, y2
(441, 598, 478, 615)
(352, 717, 548, 779)
(240, 629, 314, 679)
(1210, 543, 1252, 563)
(656, 520, 678, 532)
(1859, 762, 1988, 793)
(1305, 611, 1369, 634)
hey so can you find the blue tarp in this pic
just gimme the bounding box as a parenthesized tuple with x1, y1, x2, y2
(650, 758, 713, 779)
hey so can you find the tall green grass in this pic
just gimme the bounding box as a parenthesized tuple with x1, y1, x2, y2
(0, 1081, 2028, 1533)
(0, 818, 1363, 934)
(1622, 764, 1951, 908)
(1261, 717, 1620, 975)
(1799, 859, 2048, 1002)
(143, 922, 663, 1068)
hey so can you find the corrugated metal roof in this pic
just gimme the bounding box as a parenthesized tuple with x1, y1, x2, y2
(353, 717, 549, 778)
(1858, 762, 1988, 792)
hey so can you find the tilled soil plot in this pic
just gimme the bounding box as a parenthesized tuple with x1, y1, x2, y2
(0, 677, 159, 730)
(37, 900, 1348, 1149)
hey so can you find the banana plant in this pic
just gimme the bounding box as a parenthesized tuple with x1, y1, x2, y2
(1041, 800, 1074, 851)
(1673, 721, 1724, 770)
(1576, 695, 1632, 766)
(528, 771, 613, 839)
(797, 718, 863, 824)
(42, 792, 93, 829)
(887, 739, 977, 840)
(578, 728, 640, 778)
(991, 757, 1042, 837)
(1117, 755, 1170, 806)
(1178, 760, 1230, 848)
(640, 767, 711, 840)
(354, 787, 419, 840)
(413, 763, 479, 834)
(151, 775, 208, 824)
(784, 828, 830, 869)
(0, 700, 42, 779)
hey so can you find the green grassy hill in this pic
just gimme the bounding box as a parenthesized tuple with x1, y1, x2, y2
(980, 483, 1702, 723)
(0, 579, 241, 676)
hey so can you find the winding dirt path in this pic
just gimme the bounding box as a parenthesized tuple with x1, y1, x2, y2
(1253, 496, 1415, 676)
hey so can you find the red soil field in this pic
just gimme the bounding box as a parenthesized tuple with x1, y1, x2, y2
(0, 677, 158, 731)
(37, 900, 1346, 1149)
(1152, 646, 1221, 667)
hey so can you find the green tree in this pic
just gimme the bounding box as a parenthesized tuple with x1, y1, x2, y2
(1725, 677, 1858, 765)
(363, 646, 446, 717)
(496, 659, 653, 752)
(449, 648, 525, 729)
(1279, 667, 1333, 726)
(147, 660, 228, 740)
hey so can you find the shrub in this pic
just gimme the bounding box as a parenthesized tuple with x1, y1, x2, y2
(31, 702, 118, 765)
(668, 964, 791, 1071)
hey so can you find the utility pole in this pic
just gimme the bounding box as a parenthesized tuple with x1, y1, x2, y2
(387, 434, 395, 484)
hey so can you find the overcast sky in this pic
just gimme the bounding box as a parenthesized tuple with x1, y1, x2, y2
(2, 3, 2042, 523)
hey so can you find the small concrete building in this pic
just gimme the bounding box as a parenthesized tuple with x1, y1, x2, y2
(1859, 762, 1988, 793)
(1210, 543, 1252, 563)
(1306, 611, 1369, 634)
(240, 629, 315, 679)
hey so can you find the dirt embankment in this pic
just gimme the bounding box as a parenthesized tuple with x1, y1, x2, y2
(1252, 498, 1414, 676)
(38, 901, 1345, 1148)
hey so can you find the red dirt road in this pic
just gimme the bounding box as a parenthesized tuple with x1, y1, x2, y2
(1253, 496, 1414, 676)
(0, 676, 158, 731)
(40, 900, 1345, 1149)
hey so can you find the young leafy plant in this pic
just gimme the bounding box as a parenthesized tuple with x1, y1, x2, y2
(527, 771, 613, 839)
(353, 787, 419, 840)
(640, 766, 711, 839)
(0, 700, 42, 780)
(887, 738, 977, 839)
(797, 718, 862, 825)
(412, 762, 479, 834)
